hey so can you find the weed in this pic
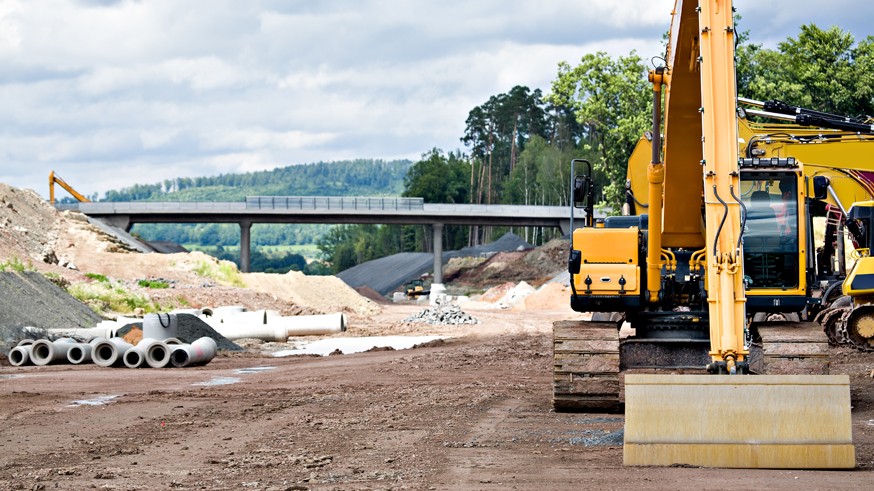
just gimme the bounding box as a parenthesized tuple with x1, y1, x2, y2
(42, 271, 71, 289)
(192, 259, 244, 287)
(68, 280, 161, 315)
(0, 257, 34, 272)
(85, 272, 109, 282)
(137, 279, 170, 289)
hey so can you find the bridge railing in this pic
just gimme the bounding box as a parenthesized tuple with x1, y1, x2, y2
(245, 196, 425, 211)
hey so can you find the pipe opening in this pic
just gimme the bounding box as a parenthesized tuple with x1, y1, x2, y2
(68, 346, 83, 363)
(34, 344, 50, 359)
(96, 345, 114, 361)
(171, 350, 189, 367)
(10, 349, 24, 364)
(124, 350, 143, 368)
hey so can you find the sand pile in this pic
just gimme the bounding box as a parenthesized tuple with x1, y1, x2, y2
(244, 271, 380, 316)
(521, 282, 571, 310)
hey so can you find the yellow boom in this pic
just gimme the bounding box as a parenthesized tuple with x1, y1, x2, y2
(49, 170, 91, 203)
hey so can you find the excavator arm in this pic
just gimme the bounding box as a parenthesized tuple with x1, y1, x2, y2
(49, 170, 91, 203)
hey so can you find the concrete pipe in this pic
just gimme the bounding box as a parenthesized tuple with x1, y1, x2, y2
(9, 345, 33, 366)
(164, 337, 183, 345)
(143, 313, 178, 340)
(30, 338, 76, 366)
(210, 313, 347, 341)
(92, 338, 134, 367)
(123, 347, 146, 368)
(46, 326, 113, 340)
(170, 337, 217, 368)
(138, 338, 171, 368)
(15, 339, 35, 348)
(275, 313, 347, 336)
(66, 343, 93, 364)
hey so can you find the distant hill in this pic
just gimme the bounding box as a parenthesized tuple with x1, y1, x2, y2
(101, 159, 413, 253)
(102, 159, 412, 202)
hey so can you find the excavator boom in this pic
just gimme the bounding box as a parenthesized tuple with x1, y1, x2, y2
(49, 170, 91, 203)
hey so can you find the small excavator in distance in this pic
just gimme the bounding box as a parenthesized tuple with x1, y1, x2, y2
(557, 0, 854, 468)
(49, 170, 91, 203)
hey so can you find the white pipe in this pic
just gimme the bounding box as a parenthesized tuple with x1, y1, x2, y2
(16, 339, 35, 347)
(138, 338, 171, 368)
(143, 313, 178, 340)
(9, 345, 33, 366)
(209, 313, 347, 341)
(30, 338, 76, 366)
(66, 343, 93, 364)
(92, 338, 134, 367)
(170, 337, 217, 367)
(123, 347, 146, 368)
(164, 338, 183, 345)
(46, 326, 113, 340)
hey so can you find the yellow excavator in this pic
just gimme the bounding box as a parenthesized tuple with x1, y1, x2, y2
(48, 170, 91, 203)
(557, 0, 854, 468)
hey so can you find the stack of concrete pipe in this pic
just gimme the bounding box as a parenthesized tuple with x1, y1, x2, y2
(8, 314, 218, 368)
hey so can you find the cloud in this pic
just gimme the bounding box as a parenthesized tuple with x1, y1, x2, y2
(0, 0, 868, 197)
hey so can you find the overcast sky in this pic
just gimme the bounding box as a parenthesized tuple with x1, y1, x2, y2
(1, 0, 872, 199)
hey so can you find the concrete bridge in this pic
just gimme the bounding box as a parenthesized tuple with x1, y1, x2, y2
(66, 196, 578, 278)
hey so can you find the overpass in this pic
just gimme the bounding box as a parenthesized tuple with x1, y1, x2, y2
(66, 196, 579, 279)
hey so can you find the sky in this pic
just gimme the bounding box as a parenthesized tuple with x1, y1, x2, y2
(1, 0, 872, 199)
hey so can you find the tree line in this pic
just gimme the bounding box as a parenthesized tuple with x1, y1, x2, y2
(116, 23, 873, 275)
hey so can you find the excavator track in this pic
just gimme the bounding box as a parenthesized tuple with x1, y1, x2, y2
(552, 320, 620, 412)
(748, 321, 829, 374)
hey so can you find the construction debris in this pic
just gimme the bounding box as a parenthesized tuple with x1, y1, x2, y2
(403, 299, 479, 325)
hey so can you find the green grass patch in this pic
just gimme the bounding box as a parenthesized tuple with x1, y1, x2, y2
(0, 257, 34, 272)
(68, 280, 163, 315)
(85, 272, 109, 282)
(137, 279, 170, 289)
(192, 259, 244, 287)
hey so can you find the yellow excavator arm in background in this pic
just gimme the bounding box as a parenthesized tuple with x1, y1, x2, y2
(49, 170, 91, 203)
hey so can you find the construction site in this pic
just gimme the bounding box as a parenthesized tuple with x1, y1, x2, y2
(2, 170, 874, 490)
(6, 0, 874, 488)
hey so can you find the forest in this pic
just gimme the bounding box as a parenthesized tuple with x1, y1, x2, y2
(109, 23, 872, 274)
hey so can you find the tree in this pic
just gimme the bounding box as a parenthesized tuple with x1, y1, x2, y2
(739, 25, 874, 117)
(548, 52, 651, 212)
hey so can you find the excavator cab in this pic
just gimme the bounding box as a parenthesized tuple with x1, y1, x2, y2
(740, 165, 807, 313)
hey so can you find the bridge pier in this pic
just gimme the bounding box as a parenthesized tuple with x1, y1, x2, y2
(240, 220, 252, 273)
(432, 222, 443, 284)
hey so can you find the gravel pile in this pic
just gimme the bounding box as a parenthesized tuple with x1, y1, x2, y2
(403, 299, 479, 325)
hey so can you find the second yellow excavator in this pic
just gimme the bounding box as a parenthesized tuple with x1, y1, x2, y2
(556, 0, 854, 468)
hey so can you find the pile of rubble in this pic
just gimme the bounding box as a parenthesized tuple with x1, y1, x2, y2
(403, 299, 479, 325)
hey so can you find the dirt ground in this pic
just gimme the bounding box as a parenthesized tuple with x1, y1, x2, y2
(2, 304, 874, 491)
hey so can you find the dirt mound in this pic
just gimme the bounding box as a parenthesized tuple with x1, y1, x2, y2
(0, 271, 104, 334)
(355, 286, 390, 304)
(0, 184, 63, 265)
(449, 239, 568, 290)
(244, 271, 380, 316)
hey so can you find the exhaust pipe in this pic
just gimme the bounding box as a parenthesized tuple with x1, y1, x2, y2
(9, 345, 33, 366)
(170, 337, 217, 368)
(138, 338, 171, 368)
(123, 347, 146, 368)
(66, 343, 93, 364)
(92, 338, 134, 367)
(30, 338, 76, 366)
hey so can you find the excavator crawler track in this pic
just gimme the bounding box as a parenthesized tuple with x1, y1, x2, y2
(552, 320, 621, 412)
(749, 321, 830, 374)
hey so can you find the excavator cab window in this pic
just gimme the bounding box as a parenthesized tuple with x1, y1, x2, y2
(740, 173, 800, 289)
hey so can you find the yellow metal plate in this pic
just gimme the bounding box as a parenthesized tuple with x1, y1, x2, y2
(623, 374, 855, 468)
